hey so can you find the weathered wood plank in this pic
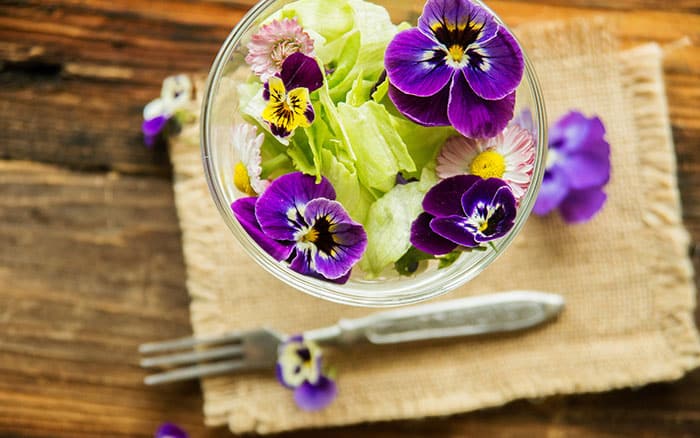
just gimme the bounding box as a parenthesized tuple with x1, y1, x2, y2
(0, 160, 223, 437)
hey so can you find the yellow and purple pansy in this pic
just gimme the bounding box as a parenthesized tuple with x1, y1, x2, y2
(384, 0, 524, 138)
(262, 52, 324, 139)
(276, 335, 337, 411)
(231, 172, 367, 283)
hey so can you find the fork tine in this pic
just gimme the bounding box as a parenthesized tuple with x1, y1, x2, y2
(140, 344, 244, 368)
(144, 359, 252, 385)
(138, 331, 242, 354)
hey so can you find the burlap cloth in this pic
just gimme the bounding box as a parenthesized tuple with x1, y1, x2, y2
(169, 18, 699, 434)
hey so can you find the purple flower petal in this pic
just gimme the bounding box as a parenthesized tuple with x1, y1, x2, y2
(550, 112, 608, 158)
(423, 174, 481, 217)
(430, 215, 479, 247)
(388, 83, 451, 126)
(231, 198, 294, 261)
(256, 172, 336, 241)
(385, 28, 454, 97)
(460, 179, 517, 241)
(275, 363, 295, 389)
(410, 212, 458, 255)
(280, 52, 323, 93)
(142, 115, 169, 147)
(302, 198, 367, 280)
(304, 102, 315, 125)
(533, 167, 570, 215)
(155, 423, 188, 438)
(559, 187, 607, 223)
(289, 249, 352, 284)
(460, 177, 511, 214)
(557, 152, 610, 190)
(448, 73, 515, 138)
(462, 27, 524, 100)
(418, 0, 497, 45)
(293, 375, 338, 411)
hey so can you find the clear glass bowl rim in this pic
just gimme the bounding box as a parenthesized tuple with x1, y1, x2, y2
(200, 0, 548, 307)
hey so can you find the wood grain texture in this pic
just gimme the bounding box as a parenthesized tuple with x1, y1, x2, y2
(0, 0, 698, 437)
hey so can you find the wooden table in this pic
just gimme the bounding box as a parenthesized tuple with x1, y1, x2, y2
(1, 0, 698, 436)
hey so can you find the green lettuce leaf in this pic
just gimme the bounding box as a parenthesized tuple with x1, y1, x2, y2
(320, 148, 373, 223)
(323, 31, 361, 89)
(390, 116, 455, 180)
(347, 0, 398, 79)
(359, 180, 427, 277)
(336, 101, 416, 193)
(345, 70, 376, 107)
(277, 0, 354, 42)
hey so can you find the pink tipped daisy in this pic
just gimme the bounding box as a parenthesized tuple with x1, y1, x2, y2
(436, 124, 536, 200)
(245, 18, 315, 82)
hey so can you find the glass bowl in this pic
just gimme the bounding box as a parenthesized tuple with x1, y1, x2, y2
(201, 0, 547, 307)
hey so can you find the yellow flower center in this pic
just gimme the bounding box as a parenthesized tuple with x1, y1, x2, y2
(448, 44, 465, 63)
(233, 161, 256, 196)
(478, 220, 489, 233)
(470, 150, 506, 179)
(300, 227, 319, 244)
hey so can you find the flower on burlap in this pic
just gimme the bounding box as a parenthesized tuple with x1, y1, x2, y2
(533, 111, 610, 223)
(276, 335, 337, 411)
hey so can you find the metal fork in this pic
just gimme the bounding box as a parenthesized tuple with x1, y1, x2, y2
(139, 290, 564, 385)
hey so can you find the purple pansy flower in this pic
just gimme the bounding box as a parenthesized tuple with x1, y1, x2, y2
(411, 175, 517, 255)
(262, 52, 323, 139)
(385, 0, 524, 139)
(533, 111, 610, 223)
(276, 335, 337, 411)
(231, 172, 367, 283)
(154, 423, 188, 438)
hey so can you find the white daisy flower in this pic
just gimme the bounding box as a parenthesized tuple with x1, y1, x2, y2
(436, 124, 536, 200)
(231, 123, 268, 196)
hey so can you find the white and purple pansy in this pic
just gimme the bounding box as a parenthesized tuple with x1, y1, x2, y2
(276, 335, 337, 411)
(262, 52, 324, 139)
(534, 111, 610, 223)
(142, 74, 192, 147)
(384, 0, 524, 138)
(411, 175, 517, 255)
(231, 172, 367, 283)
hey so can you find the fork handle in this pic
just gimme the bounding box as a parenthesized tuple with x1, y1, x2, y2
(304, 291, 564, 345)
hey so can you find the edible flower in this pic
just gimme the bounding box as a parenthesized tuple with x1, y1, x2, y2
(262, 52, 323, 139)
(154, 423, 188, 438)
(231, 172, 367, 283)
(231, 123, 268, 196)
(410, 175, 517, 255)
(384, 0, 523, 138)
(276, 335, 337, 411)
(246, 18, 315, 82)
(533, 111, 610, 223)
(142, 74, 192, 147)
(436, 124, 535, 201)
